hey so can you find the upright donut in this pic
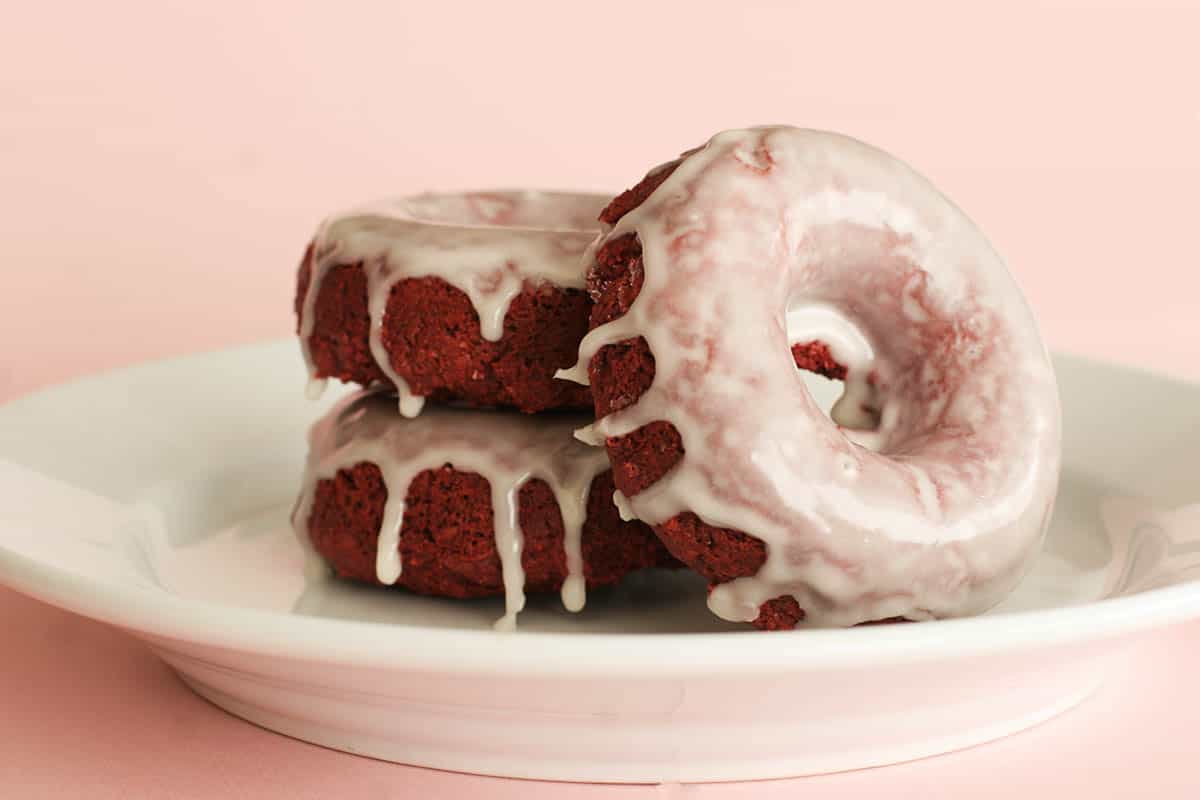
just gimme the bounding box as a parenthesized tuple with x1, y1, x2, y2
(293, 390, 676, 630)
(296, 191, 606, 416)
(563, 127, 1062, 629)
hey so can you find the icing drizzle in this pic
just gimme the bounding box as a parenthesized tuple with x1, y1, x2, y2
(299, 190, 607, 416)
(292, 390, 610, 630)
(562, 127, 1062, 627)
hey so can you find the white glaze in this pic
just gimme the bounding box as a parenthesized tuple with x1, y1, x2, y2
(299, 191, 607, 417)
(613, 490, 637, 522)
(566, 127, 1062, 627)
(292, 390, 611, 629)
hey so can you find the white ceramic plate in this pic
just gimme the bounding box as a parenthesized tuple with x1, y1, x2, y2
(2, 341, 1200, 783)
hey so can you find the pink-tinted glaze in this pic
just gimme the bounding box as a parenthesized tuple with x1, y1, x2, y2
(565, 127, 1062, 627)
(299, 191, 607, 416)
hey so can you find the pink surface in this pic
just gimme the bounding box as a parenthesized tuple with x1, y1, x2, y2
(3, 0, 1199, 795)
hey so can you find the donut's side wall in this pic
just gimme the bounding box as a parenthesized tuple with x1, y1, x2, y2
(304, 463, 674, 599)
(294, 250, 593, 414)
(586, 156, 808, 629)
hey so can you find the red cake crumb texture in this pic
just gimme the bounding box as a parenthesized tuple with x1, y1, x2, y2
(305, 463, 676, 599)
(295, 245, 592, 414)
(584, 157, 862, 631)
(790, 341, 848, 381)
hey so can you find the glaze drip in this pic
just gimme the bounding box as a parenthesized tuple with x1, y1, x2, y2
(292, 390, 611, 629)
(299, 190, 607, 417)
(568, 127, 1062, 626)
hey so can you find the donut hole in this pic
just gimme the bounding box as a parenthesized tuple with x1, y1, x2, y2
(789, 339, 882, 436)
(790, 340, 847, 415)
(786, 303, 885, 445)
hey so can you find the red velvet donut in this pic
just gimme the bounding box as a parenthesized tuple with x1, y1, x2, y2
(295, 191, 606, 416)
(564, 127, 1062, 630)
(293, 390, 676, 629)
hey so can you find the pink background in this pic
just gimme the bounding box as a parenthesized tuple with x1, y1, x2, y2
(3, 0, 1199, 796)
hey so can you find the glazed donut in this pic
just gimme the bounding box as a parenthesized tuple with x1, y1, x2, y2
(296, 191, 607, 416)
(292, 390, 676, 630)
(562, 126, 1062, 629)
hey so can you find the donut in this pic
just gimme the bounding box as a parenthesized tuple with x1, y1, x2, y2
(295, 191, 607, 416)
(292, 390, 677, 630)
(561, 126, 1062, 630)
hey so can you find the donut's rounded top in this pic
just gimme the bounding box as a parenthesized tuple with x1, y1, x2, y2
(390, 191, 607, 233)
(570, 126, 1062, 627)
(294, 390, 611, 630)
(299, 191, 608, 416)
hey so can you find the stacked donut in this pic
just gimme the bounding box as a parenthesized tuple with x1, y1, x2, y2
(291, 191, 678, 630)
(292, 126, 1062, 631)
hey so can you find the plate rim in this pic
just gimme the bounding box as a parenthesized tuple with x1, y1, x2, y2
(3, 339, 1200, 677)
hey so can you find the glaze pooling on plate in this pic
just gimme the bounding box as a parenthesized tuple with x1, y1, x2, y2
(563, 127, 1063, 627)
(298, 190, 607, 417)
(1101, 498, 1200, 597)
(292, 391, 611, 630)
